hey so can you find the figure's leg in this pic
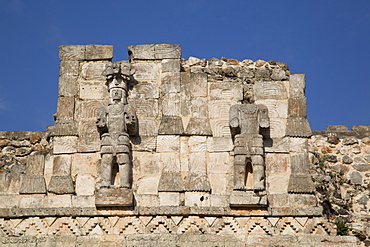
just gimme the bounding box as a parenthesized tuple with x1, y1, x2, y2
(234, 155, 247, 190)
(101, 153, 113, 188)
(117, 153, 131, 188)
(252, 155, 265, 191)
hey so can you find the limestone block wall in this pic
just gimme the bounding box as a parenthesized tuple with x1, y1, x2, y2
(0, 44, 320, 215)
(0, 44, 365, 246)
(309, 126, 370, 243)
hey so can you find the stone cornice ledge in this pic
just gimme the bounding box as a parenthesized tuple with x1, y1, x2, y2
(0, 206, 322, 218)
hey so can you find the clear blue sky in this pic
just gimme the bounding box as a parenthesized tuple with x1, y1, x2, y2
(0, 0, 369, 131)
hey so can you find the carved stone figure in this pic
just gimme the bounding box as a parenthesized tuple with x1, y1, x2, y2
(97, 62, 137, 189)
(229, 92, 269, 191)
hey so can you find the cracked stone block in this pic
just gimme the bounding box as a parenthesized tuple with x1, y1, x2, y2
(85, 45, 113, 60)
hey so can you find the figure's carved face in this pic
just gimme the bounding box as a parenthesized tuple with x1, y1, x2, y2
(113, 63, 121, 74)
(243, 90, 255, 104)
(111, 88, 122, 102)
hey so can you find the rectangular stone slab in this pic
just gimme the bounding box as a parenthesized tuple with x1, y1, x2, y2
(95, 188, 133, 207)
(229, 191, 267, 207)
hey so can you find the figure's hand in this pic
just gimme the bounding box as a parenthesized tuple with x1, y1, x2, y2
(230, 118, 239, 128)
(96, 118, 106, 128)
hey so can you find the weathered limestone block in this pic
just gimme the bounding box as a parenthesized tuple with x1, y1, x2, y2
(290, 152, 310, 174)
(55, 96, 74, 121)
(158, 116, 184, 135)
(59, 45, 85, 61)
(161, 152, 181, 172)
(268, 118, 286, 138)
(188, 151, 207, 172)
(75, 174, 95, 196)
(135, 194, 159, 207)
(47, 122, 78, 136)
(208, 152, 231, 174)
(288, 174, 315, 194)
(326, 125, 349, 132)
(255, 100, 288, 119)
(288, 97, 307, 118)
(133, 152, 160, 174)
(156, 135, 180, 152)
(209, 81, 243, 100)
(129, 99, 159, 118)
(154, 44, 181, 59)
(58, 60, 79, 97)
(85, 45, 113, 60)
(136, 176, 160, 194)
(19, 195, 45, 208)
(19, 175, 46, 194)
(48, 154, 74, 194)
(210, 119, 231, 137)
(181, 72, 208, 98)
(185, 192, 210, 207)
(185, 118, 212, 136)
(128, 44, 155, 60)
(0, 195, 19, 208)
(161, 93, 180, 116)
(158, 171, 184, 192)
(289, 74, 306, 98)
(185, 173, 211, 192)
(159, 192, 180, 206)
(264, 137, 289, 153)
(131, 62, 160, 80)
(129, 44, 182, 60)
(77, 136, 100, 152)
(72, 153, 99, 177)
(162, 59, 181, 72)
(58, 74, 78, 97)
(131, 136, 157, 151)
(289, 137, 308, 153)
(53, 136, 78, 154)
(79, 80, 108, 100)
(209, 174, 229, 194)
(210, 195, 229, 207)
(286, 118, 312, 137)
(268, 194, 288, 207)
(189, 98, 209, 118)
(288, 194, 317, 207)
(207, 137, 233, 152)
(47, 194, 72, 207)
(128, 82, 159, 99)
(72, 195, 95, 207)
(229, 191, 267, 207)
(187, 136, 207, 152)
(20, 153, 46, 194)
(78, 119, 99, 138)
(161, 72, 181, 93)
(265, 153, 289, 173)
(208, 100, 233, 119)
(59, 60, 79, 76)
(137, 118, 159, 136)
(75, 100, 105, 120)
(81, 62, 108, 81)
(253, 81, 288, 100)
(266, 173, 289, 194)
(95, 188, 133, 207)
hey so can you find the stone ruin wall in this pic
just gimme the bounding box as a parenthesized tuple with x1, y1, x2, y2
(0, 44, 368, 246)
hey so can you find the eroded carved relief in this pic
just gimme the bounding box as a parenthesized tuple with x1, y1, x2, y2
(96, 62, 137, 189)
(229, 91, 269, 192)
